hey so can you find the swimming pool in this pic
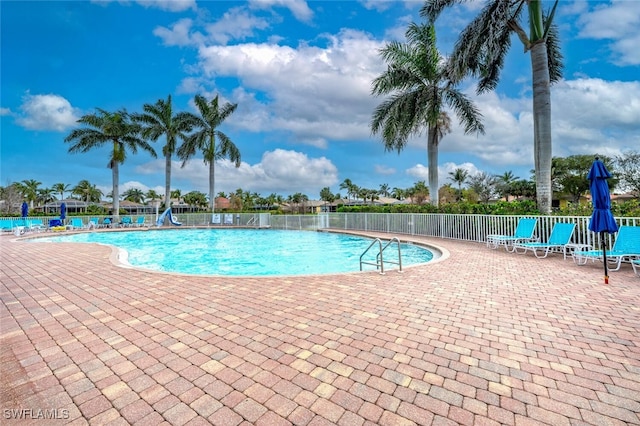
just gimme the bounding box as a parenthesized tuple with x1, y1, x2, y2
(35, 229, 436, 276)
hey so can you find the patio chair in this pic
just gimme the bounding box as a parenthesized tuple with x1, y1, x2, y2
(573, 226, 640, 271)
(632, 258, 640, 278)
(27, 219, 45, 233)
(513, 222, 576, 259)
(120, 216, 133, 227)
(135, 216, 146, 227)
(70, 218, 86, 230)
(102, 218, 113, 228)
(486, 218, 538, 252)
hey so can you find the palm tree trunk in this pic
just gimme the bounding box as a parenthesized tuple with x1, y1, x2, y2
(112, 163, 120, 220)
(427, 126, 439, 207)
(209, 160, 215, 212)
(531, 41, 553, 214)
(165, 154, 172, 209)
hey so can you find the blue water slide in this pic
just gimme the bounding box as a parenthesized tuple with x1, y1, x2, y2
(156, 208, 182, 226)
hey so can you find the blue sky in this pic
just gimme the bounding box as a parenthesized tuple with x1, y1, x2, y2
(1, 0, 639, 200)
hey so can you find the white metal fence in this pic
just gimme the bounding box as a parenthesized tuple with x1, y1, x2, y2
(270, 213, 640, 248)
(3, 212, 639, 248)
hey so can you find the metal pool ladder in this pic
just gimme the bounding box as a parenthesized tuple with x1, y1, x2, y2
(359, 237, 403, 274)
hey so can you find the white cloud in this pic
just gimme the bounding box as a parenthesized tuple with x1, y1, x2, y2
(0, 107, 12, 116)
(577, 1, 640, 65)
(137, 149, 338, 196)
(248, 0, 313, 23)
(194, 30, 384, 144)
(374, 164, 395, 176)
(204, 7, 270, 45)
(153, 18, 199, 47)
(16, 93, 80, 131)
(136, 0, 196, 12)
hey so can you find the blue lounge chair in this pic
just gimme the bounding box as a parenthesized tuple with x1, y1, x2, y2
(120, 216, 133, 227)
(574, 226, 640, 271)
(135, 216, 146, 227)
(70, 218, 85, 230)
(102, 218, 113, 228)
(513, 223, 576, 259)
(487, 218, 538, 252)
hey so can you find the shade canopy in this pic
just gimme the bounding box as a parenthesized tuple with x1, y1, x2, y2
(60, 202, 67, 220)
(587, 159, 618, 234)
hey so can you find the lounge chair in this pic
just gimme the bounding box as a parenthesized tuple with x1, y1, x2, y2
(70, 218, 85, 230)
(120, 216, 133, 227)
(513, 223, 576, 259)
(89, 217, 99, 228)
(632, 258, 640, 278)
(102, 218, 113, 228)
(573, 226, 640, 271)
(135, 216, 146, 227)
(487, 218, 538, 252)
(27, 219, 45, 233)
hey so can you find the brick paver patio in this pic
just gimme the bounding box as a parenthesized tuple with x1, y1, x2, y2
(1, 230, 639, 425)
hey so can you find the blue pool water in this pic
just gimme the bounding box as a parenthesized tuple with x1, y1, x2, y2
(35, 229, 435, 276)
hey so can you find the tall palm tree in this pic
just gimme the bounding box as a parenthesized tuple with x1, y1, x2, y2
(51, 183, 70, 201)
(177, 95, 241, 212)
(422, 0, 563, 213)
(65, 108, 156, 218)
(371, 23, 484, 207)
(134, 95, 192, 210)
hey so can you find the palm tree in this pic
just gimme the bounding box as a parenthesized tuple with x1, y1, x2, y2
(145, 189, 161, 204)
(64, 108, 156, 218)
(495, 171, 518, 201)
(37, 187, 56, 206)
(72, 180, 103, 203)
(371, 23, 484, 207)
(51, 183, 70, 201)
(177, 94, 241, 212)
(122, 188, 145, 203)
(17, 179, 41, 208)
(448, 168, 469, 201)
(422, 0, 563, 213)
(379, 183, 390, 197)
(339, 179, 357, 203)
(134, 95, 192, 210)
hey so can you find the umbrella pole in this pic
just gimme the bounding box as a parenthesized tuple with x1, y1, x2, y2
(601, 232, 609, 284)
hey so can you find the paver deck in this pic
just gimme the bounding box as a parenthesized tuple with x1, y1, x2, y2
(1, 230, 639, 425)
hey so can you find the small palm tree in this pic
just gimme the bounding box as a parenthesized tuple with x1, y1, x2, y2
(495, 171, 519, 201)
(65, 108, 156, 219)
(122, 188, 145, 203)
(51, 183, 70, 201)
(177, 95, 241, 212)
(72, 180, 103, 203)
(18, 179, 41, 208)
(371, 23, 484, 207)
(134, 95, 192, 210)
(449, 168, 469, 202)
